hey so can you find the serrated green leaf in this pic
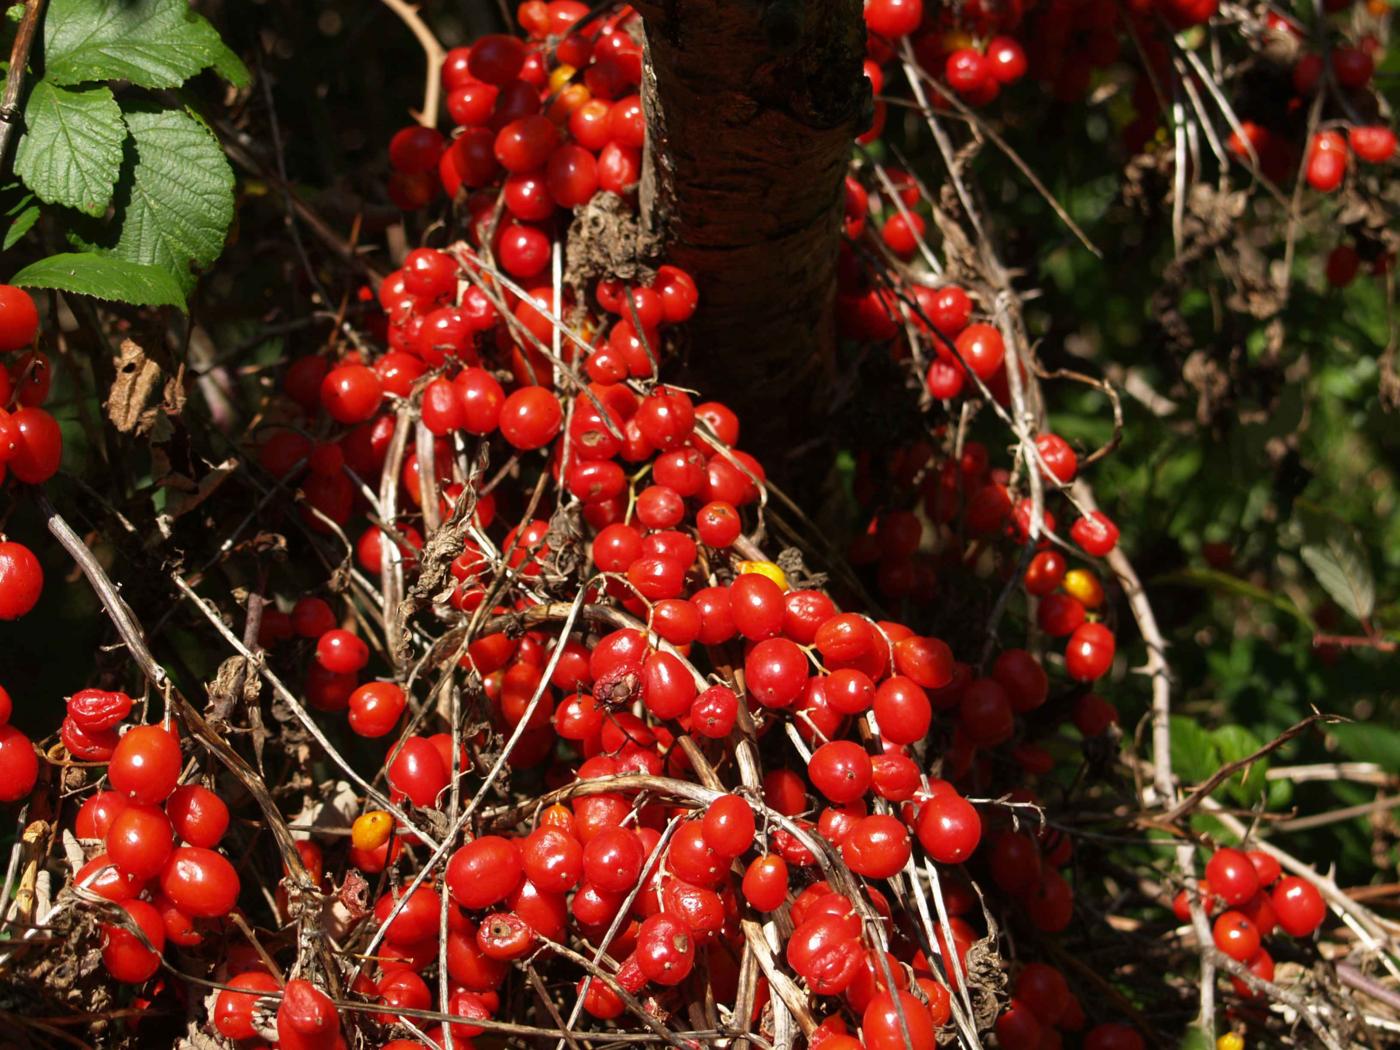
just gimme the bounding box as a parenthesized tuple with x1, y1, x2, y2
(12, 252, 187, 309)
(42, 0, 250, 90)
(1154, 567, 1316, 628)
(1171, 716, 1219, 784)
(103, 105, 234, 293)
(207, 40, 252, 89)
(1300, 532, 1374, 622)
(13, 81, 125, 215)
(1212, 724, 1269, 806)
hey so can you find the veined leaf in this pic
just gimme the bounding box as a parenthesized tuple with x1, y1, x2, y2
(12, 252, 187, 310)
(1301, 532, 1374, 622)
(42, 0, 250, 90)
(13, 81, 125, 215)
(104, 106, 235, 293)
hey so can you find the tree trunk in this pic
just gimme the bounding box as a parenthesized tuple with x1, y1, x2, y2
(635, 0, 866, 477)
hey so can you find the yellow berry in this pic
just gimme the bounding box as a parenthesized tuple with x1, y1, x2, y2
(1217, 1034, 1244, 1050)
(351, 810, 393, 851)
(736, 560, 787, 591)
(1062, 568, 1104, 609)
(547, 64, 577, 93)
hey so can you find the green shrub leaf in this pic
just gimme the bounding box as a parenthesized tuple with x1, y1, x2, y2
(43, 0, 250, 90)
(12, 252, 187, 309)
(13, 81, 125, 215)
(102, 106, 236, 293)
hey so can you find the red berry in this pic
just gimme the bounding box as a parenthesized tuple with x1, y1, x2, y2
(109, 725, 181, 804)
(1331, 47, 1373, 89)
(547, 143, 600, 207)
(1272, 875, 1326, 936)
(277, 978, 340, 1049)
(495, 115, 559, 173)
(388, 737, 449, 808)
(915, 789, 981, 863)
(841, 814, 910, 878)
(1071, 511, 1119, 556)
(1035, 433, 1077, 483)
(107, 802, 174, 879)
(873, 676, 932, 744)
(0, 541, 43, 620)
(521, 825, 584, 893)
(945, 49, 991, 96)
(159, 845, 240, 916)
(1213, 909, 1261, 962)
(636, 913, 695, 985)
(8, 406, 62, 483)
(499, 386, 562, 449)
(469, 35, 527, 85)
(213, 971, 280, 1040)
(0, 285, 38, 352)
(863, 990, 936, 1050)
(742, 854, 789, 910)
(745, 637, 809, 708)
(101, 899, 165, 983)
(165, 784, 230, 847)
(448, 835, 524, 910)
(1306, 132, 1348, 192)
(321, 364, 383, 424)
(1349, 125, 1396, 164)
(986, 37, 1028, 84)
(389, 125, 445, 173)
(1064, 622, 1114, 681)
(808, 740, 873, 804)
(348, 681, 406, 738)
(954, 323, 1004, 379)
(864, 0, 923, 38)
(1206, 848, 1260, 907)
(0, 725, 38, 802)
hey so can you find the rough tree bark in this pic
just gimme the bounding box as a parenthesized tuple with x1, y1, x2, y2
(633, 0, 866, 473)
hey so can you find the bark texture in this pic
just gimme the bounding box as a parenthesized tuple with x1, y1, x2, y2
(635, 0, 866, 471)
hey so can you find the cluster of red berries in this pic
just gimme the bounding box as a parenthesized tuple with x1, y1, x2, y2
(996, 962, 1144, 1050)
(68, 709, 240, 983)
(5, 0, 1359, 1045)
(0, 284, 63, 623)
(1173, 847, 1327, 997)
(254, 595, 403, 731)
(386, 0, 644, 222)
(861, 0, 1029, 114)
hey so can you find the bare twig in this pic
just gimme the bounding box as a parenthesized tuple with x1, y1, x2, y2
(0, 0, 47, 166)
(378, 0, 446, 127)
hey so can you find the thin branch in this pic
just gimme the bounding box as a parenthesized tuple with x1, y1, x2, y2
(0, 0, 47, 166)
(378, 0, 446, 127)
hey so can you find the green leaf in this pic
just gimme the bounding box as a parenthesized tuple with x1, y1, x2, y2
(104, 106, 235, 293)
(1211, 725, 1269, 806)
(3, 203, 40, 251)
(1154, 567, 1316, 628)
(1329, 723, 1400, 773)
(12, 252, 187, 309)
(13, 81, 125, 215)
(1300, 531, 1374, 622)
(1171, 716, 1219, 784)
(42, 0, 250, 90)
(1, 190, 41, 251)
